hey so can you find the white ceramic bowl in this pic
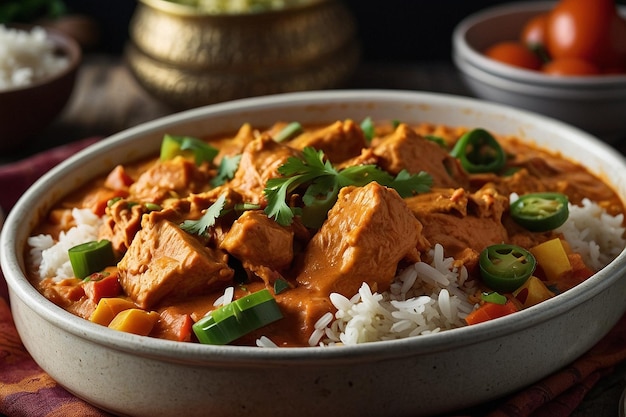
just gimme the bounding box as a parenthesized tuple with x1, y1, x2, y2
(452, 1, 626, 141)
(2, 90, 626, 417)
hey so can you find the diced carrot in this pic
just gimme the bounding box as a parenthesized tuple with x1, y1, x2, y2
(83, 269, 122, 303)
(530, 238, 572, 281)
(108, 309, 160, 336)
(83, 188, 127, 216)
(104, 165, 134, 190)
(89, 297, 136, 326)
(465, 299, 519, 325)
(153, 309, 194, 342)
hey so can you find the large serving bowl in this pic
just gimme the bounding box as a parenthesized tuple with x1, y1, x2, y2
(452, 1, 626, 141)
(2, 90, 626, 417)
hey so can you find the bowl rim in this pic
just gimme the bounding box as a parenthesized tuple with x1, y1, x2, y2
(136, 0, 330, 17)
(0, 23, 82, 94)
(453, 52, 626, 100)
(2, 89, 626, 365)
(452, 1, 626, 88)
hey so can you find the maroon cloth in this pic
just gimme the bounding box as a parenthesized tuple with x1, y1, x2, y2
(0, 139, 625, 417)
(0, 138, 99, 212)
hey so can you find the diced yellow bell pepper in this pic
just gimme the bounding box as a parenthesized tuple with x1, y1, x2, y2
(530, 238, 572, 281)
(89, 297, 137, 326)
(108, 308, 160, 336)
(513, 276, 555, 308)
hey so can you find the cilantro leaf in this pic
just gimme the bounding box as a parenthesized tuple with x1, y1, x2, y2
(263, 146, 433, 227)
(211, 154, 242, 187)
(180, 194, 227, 236)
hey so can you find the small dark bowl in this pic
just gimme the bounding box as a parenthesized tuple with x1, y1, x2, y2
(0, 25, 82, 151)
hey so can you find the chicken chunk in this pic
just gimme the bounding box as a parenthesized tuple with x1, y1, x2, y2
(287, 120, 368, 164)
(118, 211, 233, 309)
(374, 123, 468, 188)
(220, 210, 295, 284)
(296, 182, 423, 297)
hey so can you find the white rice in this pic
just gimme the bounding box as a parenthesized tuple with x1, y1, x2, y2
(555, 198, 626, 271)
(28, 208, 102, 281)
(0, 25, 69, 90)
(311, 244, 476, 347)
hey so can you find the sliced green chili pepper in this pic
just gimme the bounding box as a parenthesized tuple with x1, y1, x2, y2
(160, 134, 218, 166)
(424, 135, 448, 149)
(192, 289, 283, 345)
(274, 122, 303, 143)
(450, 128, 506, 173)
(510, 192, 569, 232)
(68, 240, 116, 279)
(479, 244, 536, 292)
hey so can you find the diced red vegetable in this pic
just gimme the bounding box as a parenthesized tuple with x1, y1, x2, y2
(465, 299, 519, 325)
(83, 269, 122, 303)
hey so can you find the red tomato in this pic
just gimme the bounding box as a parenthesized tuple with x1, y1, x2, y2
(484, 41, 542, 70)
(545, 0, 620, 69)
(542, 58, 601, 76)
(521, 13, 549, 47)
(605, 13, 626, 73)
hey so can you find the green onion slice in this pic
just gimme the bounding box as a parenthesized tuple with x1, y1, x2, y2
(192, 289, 283, 345)
(479, 244, 536, 293)
(360, 116, 375, 142)
(274, 122, 303, 143)
(509, 192, 569, 232)
(68, 240, 116, 279)
(160, 134, 218, 166)
(450, 128, 506, 173)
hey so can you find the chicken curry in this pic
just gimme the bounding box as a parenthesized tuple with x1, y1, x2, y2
(27, 119, 625, 347)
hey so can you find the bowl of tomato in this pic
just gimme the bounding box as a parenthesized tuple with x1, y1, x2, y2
(452, 0, 626, 140)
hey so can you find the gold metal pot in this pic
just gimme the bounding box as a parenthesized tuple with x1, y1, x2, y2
(125, 0, 360, 109)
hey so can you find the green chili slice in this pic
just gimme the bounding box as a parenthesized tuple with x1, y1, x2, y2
(160, 134, 218, 166)
(68, 240, 116, 279)
(510, 192, 569, 232)
(450, 128, 506, 173)
(192, 289, 283, 345)
(479, 244, 536, 292)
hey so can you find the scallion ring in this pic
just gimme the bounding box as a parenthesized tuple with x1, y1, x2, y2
(68, 240, 116, 279)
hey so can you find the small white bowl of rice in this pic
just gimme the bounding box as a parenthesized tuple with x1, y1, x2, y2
(0, 24, 81, 150)
(2, 90, 626, 417)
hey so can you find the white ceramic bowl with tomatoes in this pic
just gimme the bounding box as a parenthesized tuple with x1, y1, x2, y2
(452, 0, 626, 141)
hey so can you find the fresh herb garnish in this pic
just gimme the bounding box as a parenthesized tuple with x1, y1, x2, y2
(211, 154, 242, 187)
(180, 194, 227, 236)
(263, 147, 433, 227)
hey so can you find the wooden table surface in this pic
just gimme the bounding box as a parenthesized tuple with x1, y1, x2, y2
(3, 55, 473, 161)
(3, 53, 626, 416)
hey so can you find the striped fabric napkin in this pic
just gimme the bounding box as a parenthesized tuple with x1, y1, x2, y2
(0, 139, 625, 417)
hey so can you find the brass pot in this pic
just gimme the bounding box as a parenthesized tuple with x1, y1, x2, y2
(125, 0, 360, 109)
